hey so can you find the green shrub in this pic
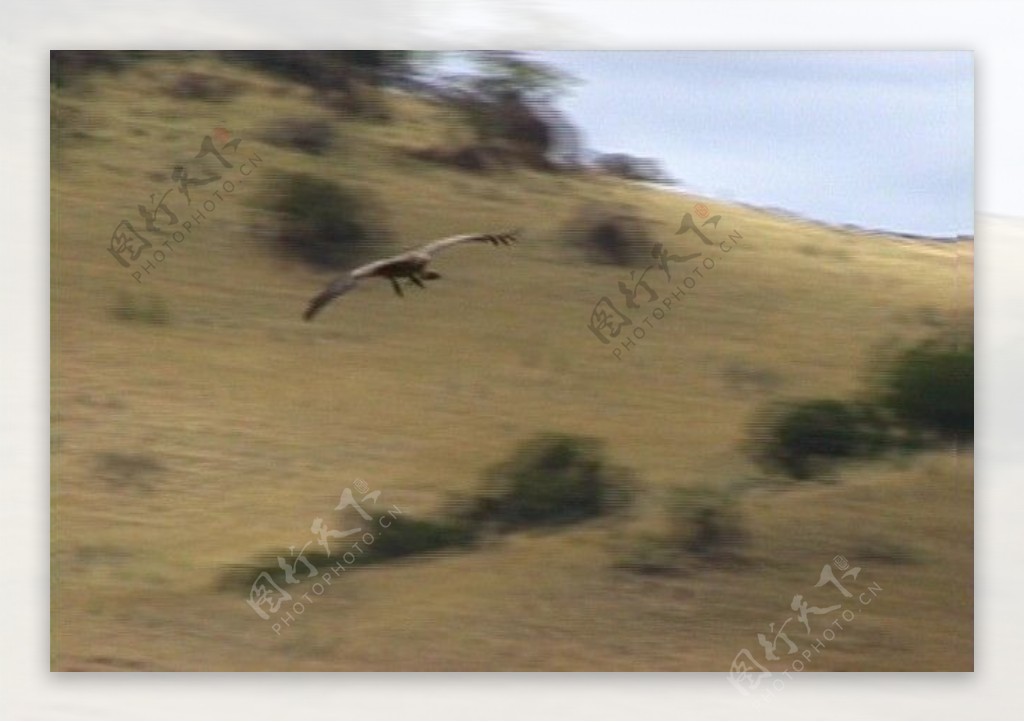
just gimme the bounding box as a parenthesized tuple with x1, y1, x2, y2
(223, 433, 636, 593)
(563, 203, 655, 267)
(853, 536, 924, 565)
(594, 152, 674, 184)
(747, 337, 972, 480)
(221, 51, 412, 90)
(406, 143, 514, 174)
(878, 341, 973, 440)
(260, 118, 335, 156)
(615, 485, 746, 574)
(168, 71, 241, 102)
(471, 433, 635, 530)
(109, 291, 171, 325)
(266, 172, 391, 269)
(750, 399, 889, 480)
(614, 534, 680, 575)
(361, 516, 478, 562)
(221, 514, 478, 593)
(666, 485, 746, 558)
(94, 451, 165, 492)
(50, 50, 151, 88)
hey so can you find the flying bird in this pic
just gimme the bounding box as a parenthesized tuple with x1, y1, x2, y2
(303, 228, 521, 320)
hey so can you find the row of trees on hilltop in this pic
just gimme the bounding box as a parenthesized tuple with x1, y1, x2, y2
(52, 50, 673, 182)
(428, 51, 671, 178)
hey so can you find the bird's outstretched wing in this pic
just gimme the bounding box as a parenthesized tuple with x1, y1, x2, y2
(303, 255, 410, 320)
(418, 228, 521, 256)
(304, 275, 360, 321)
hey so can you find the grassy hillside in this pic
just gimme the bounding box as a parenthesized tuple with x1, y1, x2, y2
(51, 55, 973, 671)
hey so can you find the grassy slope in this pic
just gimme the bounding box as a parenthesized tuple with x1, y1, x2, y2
(52, 56, 973, 671)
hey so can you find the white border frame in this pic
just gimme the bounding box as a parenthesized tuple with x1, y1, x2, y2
(7, 0, 1017, 718)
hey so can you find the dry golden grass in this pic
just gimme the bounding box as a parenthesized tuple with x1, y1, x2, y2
(51, 56, 972, 671)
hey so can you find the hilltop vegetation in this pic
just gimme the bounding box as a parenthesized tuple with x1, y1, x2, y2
(51, 53, 972, 671)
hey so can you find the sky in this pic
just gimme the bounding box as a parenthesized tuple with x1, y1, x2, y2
(530, 51, 974, 237)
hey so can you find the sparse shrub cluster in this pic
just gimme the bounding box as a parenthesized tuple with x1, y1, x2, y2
(593, 152, 674, 185)
(877, 341, 973, 440)
(455, 93, 557, 170)
(264, 172, 391, 269)
(260, 118, 335, 156)
(666, 485, 746, 558)
(51, 101, 86, 145)
(220, 50, 414, 91)
(95, 451, 165, 493)
(609, 335, 976, 580)
(748, 338, 973, 482)
(467, 433, 635, 530)
(109, 291, 171, 326)
(616, 485, 747, 575)
(749, 399, 888, 480)
(414, 52, 582, 172)
(167, 71, 242, 102)
(406, 144, 515, 173)
(223, 433, 637, 591)
(50, 50, 152, 88)
(359, 516, 479, 562)
(562, 203, 656, 267)
(222, 513, 480, 592)
(853, 536, 924, 566)
(220, 50, 411, 119)
(449, 53, 569, 159)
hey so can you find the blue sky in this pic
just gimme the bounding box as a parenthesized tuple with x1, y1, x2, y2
(530, 51, 974, 237)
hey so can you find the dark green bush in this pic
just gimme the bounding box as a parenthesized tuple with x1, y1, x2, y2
(471, 433, 635, 530)
(94, 451, 165, 492)
(616, 485, 746, 574)
(666, 485, 746, 558)
(614, 535, 680, 575)
(748, 338, 972, 481)
(266, 172, 391, 269)
(853, 536, 924, 566)
(168, 71, 241, 102)
(223, 433, 636, 594)
(361, 516, 478, 562)
(221, 514, 478, 592)
(221, 51, 412, 90)
(109, 291, 171, 325)
(260, 118, 335, 156)
(878, 342, 973, 440)
(751, 399, 890, 480)
(563, 203, 656, 267)
(50, 50, 151, 88)
(594, 152, 674, 184)
(406, 143, 519, 174)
